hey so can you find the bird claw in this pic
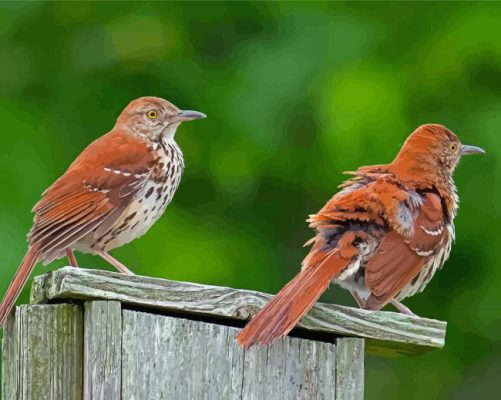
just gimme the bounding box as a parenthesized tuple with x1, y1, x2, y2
(96, 249, 135, 275)
(391, 299, 417, 316)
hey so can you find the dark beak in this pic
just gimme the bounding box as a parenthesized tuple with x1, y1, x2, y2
(173, 110, 207, 122)
(461, 144, 485, 155)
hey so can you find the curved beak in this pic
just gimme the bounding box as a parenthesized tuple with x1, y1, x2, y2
(173, 110, 207, 122)
(461, 144, 485, 155)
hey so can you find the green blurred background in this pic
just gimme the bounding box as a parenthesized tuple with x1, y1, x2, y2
(0, 1, 499, 398)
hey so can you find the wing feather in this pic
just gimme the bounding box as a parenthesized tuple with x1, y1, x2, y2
(28, 130, 154, 262)
(365, 192, 446, 309)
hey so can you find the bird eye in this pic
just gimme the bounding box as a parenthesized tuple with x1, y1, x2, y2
(449, 143, 458, 153)
(147, 110, 157, 119)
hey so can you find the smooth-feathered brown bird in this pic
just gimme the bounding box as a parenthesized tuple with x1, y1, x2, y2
(237, 124, 484, 348)
(0, 96, 206, 327)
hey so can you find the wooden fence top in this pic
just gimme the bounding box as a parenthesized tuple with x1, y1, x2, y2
(30, 267, 446, 356)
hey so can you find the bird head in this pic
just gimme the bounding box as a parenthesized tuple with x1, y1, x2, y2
(391, 124, 484, 186)
(115, 96, 206, 140)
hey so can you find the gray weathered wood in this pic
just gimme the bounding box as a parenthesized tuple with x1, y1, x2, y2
(2, 312, 18, 400)
(336, 338, 365, 400)
(121, 309, 338, 400)
(31, 267, 446, 356)
(240, 334, 337, 400)
(2, 304, 83, 400)
(84, 301, 122, 400)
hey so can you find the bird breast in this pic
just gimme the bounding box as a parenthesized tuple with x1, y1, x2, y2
(76, 138, 185, 253)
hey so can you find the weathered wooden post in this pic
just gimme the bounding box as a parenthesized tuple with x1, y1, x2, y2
(2, 267, 446, 399)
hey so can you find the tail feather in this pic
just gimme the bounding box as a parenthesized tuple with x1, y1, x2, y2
(236, 251, 349, 348)
(0, 246, 39, 327)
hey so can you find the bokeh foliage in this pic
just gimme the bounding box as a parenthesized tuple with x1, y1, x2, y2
(0, 1, 499, 399)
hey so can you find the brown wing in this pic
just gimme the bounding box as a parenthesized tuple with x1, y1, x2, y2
(29, 130, 153, 261)
(364, 192, 445, 310)
(310, 173, 411, 232)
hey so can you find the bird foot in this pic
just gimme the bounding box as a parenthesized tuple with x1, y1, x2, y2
(391, 299, 417, 316)
(96, 249, 135, 275)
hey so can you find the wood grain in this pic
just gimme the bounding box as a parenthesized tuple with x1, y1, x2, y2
(31, 267, 446, 356)
(336, 338, 364, 400)
(121, 309, 339, 400)
(2, 311, 18, 400)
(84, 301, 122, 400)
(2, 304, 83, 400)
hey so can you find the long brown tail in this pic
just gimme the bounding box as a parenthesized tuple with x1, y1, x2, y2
(236, 252, 349, 348)
(0, 246, 39, 327)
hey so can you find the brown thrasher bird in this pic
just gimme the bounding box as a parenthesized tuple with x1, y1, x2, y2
(237, 124, 484, 348)
(0, 96, 205, 327)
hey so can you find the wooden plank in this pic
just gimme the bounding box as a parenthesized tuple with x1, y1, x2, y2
(2, 304, 83, 399)
(122, 310, 244, 399)
(2, 312, 18, 400)
(31, 267, 446, 356)
(84, 301, 122, 400)
(121, 309, 338, 400)
(240, 336, 336, 400)
(336, 338, 364, 400)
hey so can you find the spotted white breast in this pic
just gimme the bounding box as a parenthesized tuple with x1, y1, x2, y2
(75, 138, 184, 254)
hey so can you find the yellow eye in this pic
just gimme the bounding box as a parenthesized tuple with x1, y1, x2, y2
(449, 143, 458, 152)
(147, 110, 157, 119)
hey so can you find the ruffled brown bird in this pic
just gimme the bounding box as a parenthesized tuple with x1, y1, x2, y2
(0, 96, 206, 327)
(236, 124, 484, 348)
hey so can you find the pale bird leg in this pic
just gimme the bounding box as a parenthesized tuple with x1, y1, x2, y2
(65, 248, 79, 268)
(350, 291, 366, 308)
(391, 299, 416, 316)
(96, 249, 135, 275)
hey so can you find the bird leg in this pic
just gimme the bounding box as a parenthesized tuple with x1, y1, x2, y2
(391, 299, 416, 316)
(96, 249, 135, 275)
(350, 291, 366, 308)
(65, 248, 79, 268)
